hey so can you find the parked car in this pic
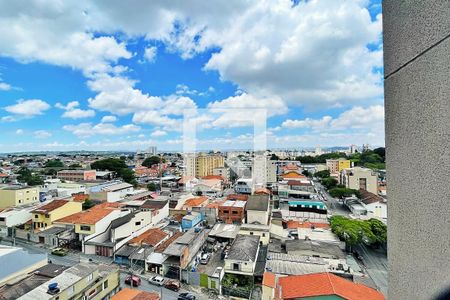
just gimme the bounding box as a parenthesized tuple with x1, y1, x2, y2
(51, 248, 68, 256)
(200, 253, 211, 264)
(124, 275, 141, 287)
(149, 275, 166, 286)
(178, 293, 196, 300)
(164, 279, 181, 292)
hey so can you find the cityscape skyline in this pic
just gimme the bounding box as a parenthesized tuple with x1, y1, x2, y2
(0, 0, 383, 152)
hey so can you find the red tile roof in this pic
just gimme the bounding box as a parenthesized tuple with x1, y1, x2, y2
(128, 228, 168, 247)
(55, 208, 114, 225)
(359, 189, 385, 205)
(201, 175, 224, 181)
(263, 272, 276, 288)
(32, 200, 69, 214)
(254, 187, 271, 195)
(283, 172, 306, 179)
(184, 196, 208, 207)
(286, 220, 330, 229)
(111, 288, 160, 300)
(286, 180, 311, 186)
(277, 273, 385, 300)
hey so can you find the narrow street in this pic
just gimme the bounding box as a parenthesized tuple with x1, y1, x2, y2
(356, 244, 388, 296)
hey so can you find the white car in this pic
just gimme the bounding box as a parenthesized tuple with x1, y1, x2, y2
(149, 275, 166, 286)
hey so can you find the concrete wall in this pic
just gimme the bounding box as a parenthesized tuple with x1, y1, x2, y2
(383, 1, 450, 299)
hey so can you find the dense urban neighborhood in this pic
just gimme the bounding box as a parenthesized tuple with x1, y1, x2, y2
(0, 145, 387, 299)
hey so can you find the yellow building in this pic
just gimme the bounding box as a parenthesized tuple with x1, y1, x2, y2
(0, 186, 40, 208)
(31, 199, 82, 230)
(17, 263, 120, 300)
(326, 159, 351, 174)
(185, 154, 225, 177)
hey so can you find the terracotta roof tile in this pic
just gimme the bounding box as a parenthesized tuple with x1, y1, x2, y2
(128, 228, 168, 247)
(263, 272, 276, 288)
(184, 196, 208, 207)
(226, 194, 249, 201)
(32, 200, 69, 214)
(277, 273, 385, 300)
(111, 288, 160, 300)
(55, 208, 114, 225)
(286, 220, 330, 229)
(201, 175, 224, 181)
(283, 172, 306, 179)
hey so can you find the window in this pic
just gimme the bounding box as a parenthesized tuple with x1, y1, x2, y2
(233, 263, 240, 271)
(103, 280, 108, 290)
(135, 221, 141, 226)
(35, 214, 38, 218)
(250, 232, 254, 235)
(262, 233, 266, 237)
(80, 225, 91, 231)
(87, 273, 93, 282)
(232, 210, 238, 215)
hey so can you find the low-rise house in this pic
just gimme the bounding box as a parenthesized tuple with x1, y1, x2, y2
(0, 264, 68, 300)
(193, 179, 223, 197)
(57, 169, 96, 182)
(111, 288, 160, 300)
(359, 190, 387, 221)
(0, 203, 42, 237)
(17, 263, 120, 300)
(146, 232, 183, 275)
(263, 272, 385, 300)
(218, 200, 246, 224)
(281, 171, 307, 181)
(209, 223, 240, 242)
(224, 234, 260, 277)
(182, 211, 202, 231)
(162, 228, 209, 277)
(284, 180, 315, 193)
(182, 196, 208, 211)
(89, 181, 134, 202)
(0, 186, 40, 209)
(177, 176, 199, 192)
(245, 195, 270, 225)
(31, 199, 82, 231)
(239, 223, 270, 245)
(234, 178, 252, 194)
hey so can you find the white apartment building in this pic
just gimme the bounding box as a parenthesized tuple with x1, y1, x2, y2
(252, 155, 277, 188)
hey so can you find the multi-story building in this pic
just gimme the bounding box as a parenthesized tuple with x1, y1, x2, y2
(184, 154, 225, 177)
(31, 199, 82, 230)
(57, 169, 96, 182)
(218, 200, 246, 224)
(17, 263, 120, 300)
(326, 159, 351, 174)
(234, 178, 253, 194)
(213, 167, 230, 182)
(0, 186, 40, 208)
(340, 167, 378, 195)
(252, 155, 277, 187)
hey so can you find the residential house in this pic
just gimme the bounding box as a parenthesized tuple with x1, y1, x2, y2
(239, 224, 270, 245)
(177, 176, 199, 192)
(234, 178, 252, 194)
(285, 239, 346, 259)
(224, 234, 260, 277)
(146, 232, 184, 275)
(263, 272, 385, 300)
(0, 203, 42, 237)
(0, 186, 40, 209)
(182, 196, 209, 211)
(284, 180, 315, 193)
(111, 288, 160, 300)
(245, 195, 270, 225)
(182, 211, 202, 231)
(89, 181, 134, 202)
(31, 199, 82, 230)
(0, 264, 68, 300)
(281, 172, 307, 182)
(359, 190, 387, 221)
(218, 200, 246, 224)
(162, 228, 209, 278)
(17, 263, 120, 300)
(192, 179, 223, 197)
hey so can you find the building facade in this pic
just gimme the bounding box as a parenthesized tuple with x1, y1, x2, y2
(57, 170, 96, 182)
(184, 154, 225, 177)
(326, 159, 351, 174)
(340, 167, 378, 195)
(0, 186, 40, 208)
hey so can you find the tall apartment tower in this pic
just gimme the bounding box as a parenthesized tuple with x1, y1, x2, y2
(252, 155, 277, 188)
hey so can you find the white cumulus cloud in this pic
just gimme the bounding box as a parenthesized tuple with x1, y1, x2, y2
(4, 99, 50, 117)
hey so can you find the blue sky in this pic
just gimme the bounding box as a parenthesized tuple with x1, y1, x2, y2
(0, 0, 384, 152)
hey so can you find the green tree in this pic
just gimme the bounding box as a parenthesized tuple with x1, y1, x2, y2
(91, 158, 136, 185)
(270, 154, 279, 160)
(68, 163, 81, 169)
(45, 159, 64, 168)
(17, 167, 44, 186)
(302, 170, 312, 177)
(142, 156, 163, 167)
(368, 218, 387, 245)
(330, 216, 377, 248)
(315, 170, 331, 179)
(147, 182, 158, 191)
(82, 199, 96, 210)
(328, 187, 358, 198)
(321, 177, 338, 189)
(120, 168, 137, 186)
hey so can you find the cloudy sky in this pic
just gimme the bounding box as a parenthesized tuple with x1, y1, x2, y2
(0, 0, 384, 152)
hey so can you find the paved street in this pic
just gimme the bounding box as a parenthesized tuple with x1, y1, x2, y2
(356, 244, 388, 296)
(314, 181, 351, 216)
